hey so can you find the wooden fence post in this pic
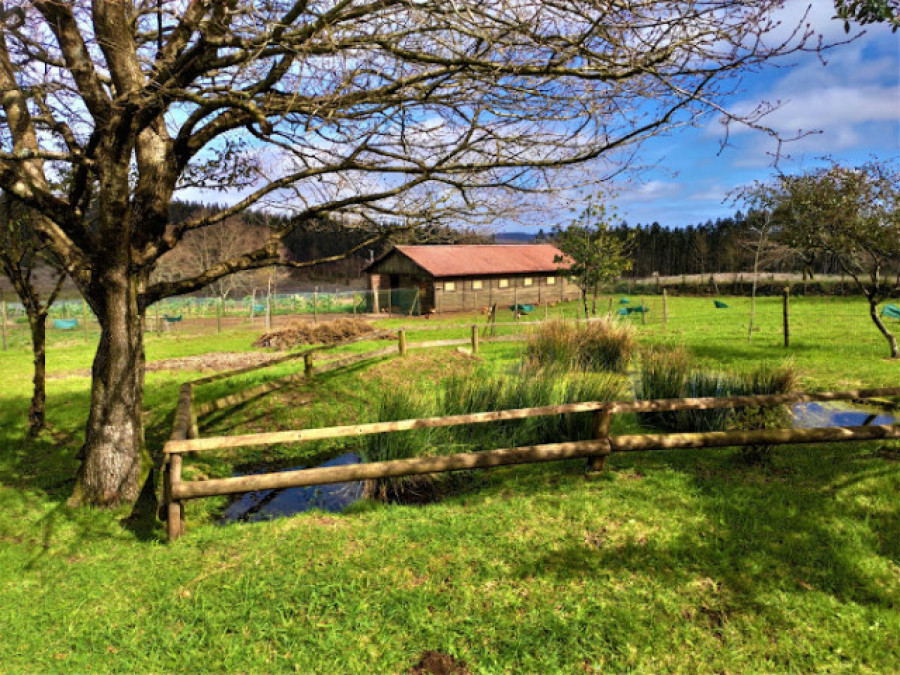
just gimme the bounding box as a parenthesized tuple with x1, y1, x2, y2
(471, 324, 479, 354)
(662, 288, 668, 328)
(304, 352, 315, 375)
(1, 299, 7, 350)
(166, 454, 185, 541)
(783, 286, 790, 348)
(588, 408, 612, 472)
(398, 328, 407, 356)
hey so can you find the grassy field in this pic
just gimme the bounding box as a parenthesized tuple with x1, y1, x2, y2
(0, 296, 898, 673)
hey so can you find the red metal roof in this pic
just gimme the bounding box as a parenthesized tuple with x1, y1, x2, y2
(384, 244, 571, 278)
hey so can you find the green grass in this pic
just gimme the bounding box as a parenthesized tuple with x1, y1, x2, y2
(0, 295, 898, 672)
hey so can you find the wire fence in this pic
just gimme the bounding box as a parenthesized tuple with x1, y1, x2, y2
(1, 291, 897, 353)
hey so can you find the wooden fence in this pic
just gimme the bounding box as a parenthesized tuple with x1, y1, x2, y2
(163, 373, 900, 540)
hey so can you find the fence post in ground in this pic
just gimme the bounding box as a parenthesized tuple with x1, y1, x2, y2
(588, 408, 613, 472)
(662, 288, 668, 328)
(166, 454, 184, 541)
(304, 352, 315, 375)
(783, 286, 790, 348)
(398, 328, 407, 356)
(265, 274, 272, 331)
(1, 299, 6, 350)
(471, 324, 479, 354)
(514, 286, 519, 321)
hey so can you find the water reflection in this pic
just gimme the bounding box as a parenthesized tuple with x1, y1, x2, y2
(220, 452, 364, 523)
(792, 402, 898, 429)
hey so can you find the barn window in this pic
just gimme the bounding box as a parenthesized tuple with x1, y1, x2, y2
(472, 280, 483, 290)
(498, 278, 509, 288)
(546, 276, 556, 285)
(444, 281, 456, 292)
(523, 277, 533, 287)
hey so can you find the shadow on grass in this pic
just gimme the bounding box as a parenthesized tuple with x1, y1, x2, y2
(513, 444, 900, 615)
(0, 382, 180, 546)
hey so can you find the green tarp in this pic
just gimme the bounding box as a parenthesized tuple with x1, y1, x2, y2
(714, 300, 729, 309)
(881, 304, 900, 320)
(53, 319, 78, 330)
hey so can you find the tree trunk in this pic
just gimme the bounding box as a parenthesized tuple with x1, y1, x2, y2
(70, 271, 151, 507)
(869, 298, 899, 359)
(26, 312, 47, 438)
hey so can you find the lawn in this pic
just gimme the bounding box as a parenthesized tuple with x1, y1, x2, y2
(0, 296, 898, 673)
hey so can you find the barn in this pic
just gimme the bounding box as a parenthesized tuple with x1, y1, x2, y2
(365, 244, 581, 314)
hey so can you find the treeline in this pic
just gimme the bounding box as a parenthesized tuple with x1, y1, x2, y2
(537, 211, 845, 278)
(168, 201, 492, 283)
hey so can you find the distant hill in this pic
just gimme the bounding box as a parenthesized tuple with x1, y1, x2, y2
(494, 231, 537, 243)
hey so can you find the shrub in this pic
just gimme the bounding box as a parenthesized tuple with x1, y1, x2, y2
(525, 319, 637, 372)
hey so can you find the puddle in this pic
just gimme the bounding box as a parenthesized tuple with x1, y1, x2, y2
(219, 452, 365, 524)
(792, 402, 899, 429)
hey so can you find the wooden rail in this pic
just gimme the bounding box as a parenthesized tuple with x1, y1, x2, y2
(162, 385, 900, 540)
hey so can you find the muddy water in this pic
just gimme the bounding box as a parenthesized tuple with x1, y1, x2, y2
(792, 402, 899, 428)
(219, 452, 365, 523)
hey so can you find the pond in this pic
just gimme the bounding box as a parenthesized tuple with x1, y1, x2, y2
(219, 401, 899, 524)
(792, 401, 899, 428)
(219, 452, 365, 524)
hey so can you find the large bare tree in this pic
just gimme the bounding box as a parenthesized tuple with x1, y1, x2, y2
(0, 0, 823, 508)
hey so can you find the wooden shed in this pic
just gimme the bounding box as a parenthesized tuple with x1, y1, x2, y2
(365, 244, 581, 314)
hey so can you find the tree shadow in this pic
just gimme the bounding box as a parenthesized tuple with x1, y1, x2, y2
(512, 444, 900, 615)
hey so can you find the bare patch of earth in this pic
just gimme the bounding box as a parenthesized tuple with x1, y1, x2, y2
(50, 351, 280, 379)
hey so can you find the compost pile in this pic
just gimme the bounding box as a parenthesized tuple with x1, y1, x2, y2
(253, 318, 382, 349)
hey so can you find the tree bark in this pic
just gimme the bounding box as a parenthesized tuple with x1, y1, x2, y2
(26, 312, 47, 438)
(869, 298, 899, 359)
(69, 269, 151, 506)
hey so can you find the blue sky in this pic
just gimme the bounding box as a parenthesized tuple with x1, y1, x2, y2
(605, 4, 900, 230)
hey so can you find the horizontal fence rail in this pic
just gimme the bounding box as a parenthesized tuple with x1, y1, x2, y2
(162, 381, 900, 540)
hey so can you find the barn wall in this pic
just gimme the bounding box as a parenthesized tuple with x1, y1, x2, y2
(433, 274, 580, 313)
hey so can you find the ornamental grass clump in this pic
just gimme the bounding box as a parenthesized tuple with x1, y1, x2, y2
(525, 319, 637, 372)
(638, 347, 797, 437)
(360, 364, 626, 503)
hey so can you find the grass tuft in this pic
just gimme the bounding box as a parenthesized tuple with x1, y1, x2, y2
(525, 318, 637, 372)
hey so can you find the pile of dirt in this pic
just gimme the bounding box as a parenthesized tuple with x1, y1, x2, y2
(253, 318, 381, 349)
(408, 651, 469, 675)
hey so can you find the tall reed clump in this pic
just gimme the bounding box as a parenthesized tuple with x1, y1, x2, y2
(525, 319, 637, 372)
(359, 364, 627, 502)
(358, 387, 442, 502)
(441, 365, 626, 449)
(638, 347, 797, 437)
